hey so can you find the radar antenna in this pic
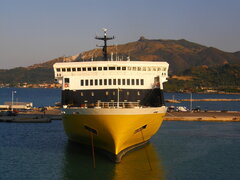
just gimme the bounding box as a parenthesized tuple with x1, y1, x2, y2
(95, 28, 115, 61)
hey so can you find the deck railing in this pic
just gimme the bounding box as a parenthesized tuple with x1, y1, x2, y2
(95, 101, 140, 108)
(64, 101, 141, 109)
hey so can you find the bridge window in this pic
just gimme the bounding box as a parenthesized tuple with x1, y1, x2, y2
(131, 79, 135, 85)
(85, 80, 89, 86)
(108, 79, 112, 85)
(90, 79, 93, 86)
(122, 79, 126, 85)
(64, 78, 69, 83)
(113, 79, 116, 85)
(117, 67, 121, 70)
(77, 67, 81, 71)
(122, 67, 126, 70)
(98, 67, 102, 71)
(88, 67, 91, 71)
(93, 67, 97, 71)
(104, 79, 107, 85)
(118, 79, 121, 85)
(82, 67, 86, 71)
(141, 79, 144, 85)
(103, 67, 108, 71)
(72, 68, 76, 72)
(62, 68, 66, 72)
(81, 80, 84, 86)
(95, 79, 98, 85)
(127, 79, 130, 85)
(99, 79, 103, 85)
(67, 68, 71, 72)
(109, 67, 115, 70)
(136, 79, 139, 85)
(56, 68, 60, 72)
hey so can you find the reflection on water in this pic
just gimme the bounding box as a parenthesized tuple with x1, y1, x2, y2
(62, 142, 165, 180)
(113, 143, 165, 180)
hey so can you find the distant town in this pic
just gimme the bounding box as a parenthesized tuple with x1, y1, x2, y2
(0, 83, 61, 89)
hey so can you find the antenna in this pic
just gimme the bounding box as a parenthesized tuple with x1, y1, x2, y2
(95, 28, 115, 61)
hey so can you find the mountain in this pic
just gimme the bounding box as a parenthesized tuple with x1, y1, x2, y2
(73, 38, 240, 73)
(0, 37, 240, 88)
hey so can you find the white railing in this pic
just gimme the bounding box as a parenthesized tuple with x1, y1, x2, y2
(95, 101, 140, 108)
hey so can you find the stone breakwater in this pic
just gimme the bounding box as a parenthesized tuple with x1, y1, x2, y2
(164, 111, 240, 122)
(180, 99, 240, 102)
(165, 99, 240, 102)
(0, 109, 61, 123)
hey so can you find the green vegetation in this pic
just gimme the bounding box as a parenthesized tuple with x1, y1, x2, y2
(165, 64, 240, 93)
(0, 67, 54, 84)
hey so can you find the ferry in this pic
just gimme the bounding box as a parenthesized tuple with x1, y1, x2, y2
(53, 29, 169, 162)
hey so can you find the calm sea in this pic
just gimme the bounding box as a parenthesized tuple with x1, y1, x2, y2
(0, 88, 240, 180)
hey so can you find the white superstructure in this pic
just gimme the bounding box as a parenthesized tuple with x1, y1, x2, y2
(53, 61, 169, 90)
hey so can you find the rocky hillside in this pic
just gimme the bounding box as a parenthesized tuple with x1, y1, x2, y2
(73, 37, 240, 73)
(21, 37, 240, 73)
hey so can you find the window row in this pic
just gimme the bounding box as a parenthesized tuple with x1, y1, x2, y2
(78, 91, 141, 97)
(78, 79, 145, 86)
(57, 66, 166, 72)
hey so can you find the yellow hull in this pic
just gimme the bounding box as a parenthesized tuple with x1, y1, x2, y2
(62, 107, 166, 161)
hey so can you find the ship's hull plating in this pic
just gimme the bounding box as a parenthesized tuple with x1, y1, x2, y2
(62, 106, 166, 162)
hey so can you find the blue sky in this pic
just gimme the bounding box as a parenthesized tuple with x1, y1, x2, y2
(1, 0, 240, 69)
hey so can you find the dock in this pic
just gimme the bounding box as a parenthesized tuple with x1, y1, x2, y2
(0, 109, 61, 123)
(1, 109, 240, 122)
(164, 111, 240, 122)
(165, 98, 240, 102)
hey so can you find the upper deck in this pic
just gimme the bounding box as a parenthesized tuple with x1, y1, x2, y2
(53, 61, 169, 90)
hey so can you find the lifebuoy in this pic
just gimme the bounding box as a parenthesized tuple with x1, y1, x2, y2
(64, 84, 69, 88)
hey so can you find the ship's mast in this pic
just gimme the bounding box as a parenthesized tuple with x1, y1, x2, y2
(95, 28, 114, 61)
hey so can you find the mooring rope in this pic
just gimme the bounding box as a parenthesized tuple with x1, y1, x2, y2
(89, 131, 96, 168)
(140, 130, 152, 171)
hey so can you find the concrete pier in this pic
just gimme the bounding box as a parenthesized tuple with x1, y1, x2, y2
(0, 109, 61, 123)
(1, 109, 240, 122)
(164, 111, 240, 122)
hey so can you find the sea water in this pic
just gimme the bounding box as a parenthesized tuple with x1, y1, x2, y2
(0, 88, 240, 180)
